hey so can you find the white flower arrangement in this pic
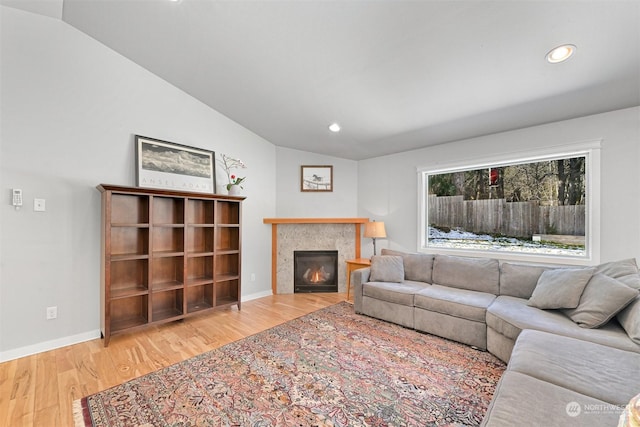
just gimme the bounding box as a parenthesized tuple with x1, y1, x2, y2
(218, 153, 247, 191)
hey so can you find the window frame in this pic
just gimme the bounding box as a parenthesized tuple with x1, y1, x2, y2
(417, 140, 601, 266)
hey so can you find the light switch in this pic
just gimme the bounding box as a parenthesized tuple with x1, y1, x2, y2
(34, 198, 46, 212)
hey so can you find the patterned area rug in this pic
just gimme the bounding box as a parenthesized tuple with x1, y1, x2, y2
(74, 302, 505, 426)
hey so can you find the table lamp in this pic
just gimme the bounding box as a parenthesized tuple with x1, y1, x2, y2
(364, 220, 386, 256)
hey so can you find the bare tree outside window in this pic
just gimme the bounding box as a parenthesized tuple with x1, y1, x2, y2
(423, 155, 588, 258)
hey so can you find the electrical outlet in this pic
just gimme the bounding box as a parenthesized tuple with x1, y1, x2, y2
(46, 306, 57, 320)
(251, 273, 256, 282)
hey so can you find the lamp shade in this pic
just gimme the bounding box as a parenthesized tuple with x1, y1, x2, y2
(364, 221, 386, 238)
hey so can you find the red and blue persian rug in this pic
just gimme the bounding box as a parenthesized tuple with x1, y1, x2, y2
(74, 302, 505, 426)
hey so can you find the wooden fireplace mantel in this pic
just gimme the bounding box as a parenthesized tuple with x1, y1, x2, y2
(263, 218, 369, 225)
(263, 218, 369, 294)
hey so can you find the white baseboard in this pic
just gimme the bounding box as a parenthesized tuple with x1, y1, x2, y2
(1, 291, 274, 362)
(0, 329, 102, 363)
(241, 290, 273, 301)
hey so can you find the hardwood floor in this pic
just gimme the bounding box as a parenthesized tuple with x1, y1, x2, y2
(0, 293, 346, 427)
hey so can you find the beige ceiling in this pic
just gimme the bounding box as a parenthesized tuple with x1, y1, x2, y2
(4, 0, 640, 160)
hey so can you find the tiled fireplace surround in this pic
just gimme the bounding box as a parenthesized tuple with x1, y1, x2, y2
(263, 218, 368, 294)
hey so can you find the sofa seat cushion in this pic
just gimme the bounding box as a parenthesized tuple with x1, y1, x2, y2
(481, 371, 621, 427)
(487, 296, 640, 353)
(415, 285, 496, 322)
(509, 330, 640, 405)
(362, 280, 428, 306)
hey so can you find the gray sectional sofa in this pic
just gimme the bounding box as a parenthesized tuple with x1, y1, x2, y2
(351, 250, 640, 426)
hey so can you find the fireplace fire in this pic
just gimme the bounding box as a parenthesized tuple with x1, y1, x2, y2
(304, 266, 330, 283)
(293, 250, 338, 293)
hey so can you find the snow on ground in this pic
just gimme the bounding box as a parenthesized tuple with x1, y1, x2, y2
(428, 227, 585, 257)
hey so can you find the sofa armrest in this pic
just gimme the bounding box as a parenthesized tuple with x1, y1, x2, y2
(352, 267, 371, 313)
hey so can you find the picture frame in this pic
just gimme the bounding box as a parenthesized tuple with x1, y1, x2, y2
(135, 135, 216, 193)
(300, 165, 333, 192)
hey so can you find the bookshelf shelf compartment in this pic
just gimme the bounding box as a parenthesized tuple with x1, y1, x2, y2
(152, 227, 184, 254)
(216, 280, 239, 307)
(187, 199, 214, 224)
(216, 226, 239, 251)
(187, 226, 214, 254)
(153, 197, 185, 225)
(111, 195, 149, 224)
(216, 201, 240, 224)
(152, 289, 184, 322)
(151, 256, 184, 290)
(98, 184, 243, 346)
(110, 259, 148, 297)
(187, 256, 214, 286)
(111, 227, 149, 257)
(186, 284, 214, 314)
(216, 253, 239, 278)
(110, 295, 148, 333)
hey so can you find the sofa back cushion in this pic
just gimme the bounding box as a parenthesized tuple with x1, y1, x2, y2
(381, 249, 433, 283)
(500, 263, 548, 299)
(432, 255, 499, 294)
(596, 258, 640, 289)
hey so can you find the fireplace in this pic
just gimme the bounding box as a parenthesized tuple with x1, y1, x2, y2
(293, 250, 338, 293)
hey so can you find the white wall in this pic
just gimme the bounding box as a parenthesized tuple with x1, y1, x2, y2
(0, 7, 276, 360)
(275, 147, 358, 218)
(358, 107, 640, 262)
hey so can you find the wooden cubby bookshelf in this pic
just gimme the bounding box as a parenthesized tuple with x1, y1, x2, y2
(98, 184, 244, 346)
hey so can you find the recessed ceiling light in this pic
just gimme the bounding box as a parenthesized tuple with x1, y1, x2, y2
(546, 44, 576, 64)
(328, 123, 341, 133)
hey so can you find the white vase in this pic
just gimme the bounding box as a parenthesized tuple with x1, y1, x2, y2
(228, 185, 242, 196)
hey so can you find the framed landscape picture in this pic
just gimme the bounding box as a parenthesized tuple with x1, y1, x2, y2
(301, 165, 333, 192)
(135, 135, 215, 193)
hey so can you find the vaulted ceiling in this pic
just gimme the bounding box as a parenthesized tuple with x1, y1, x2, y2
(4, 0, 640, 160)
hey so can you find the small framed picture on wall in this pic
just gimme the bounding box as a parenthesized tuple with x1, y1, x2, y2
(301, 165, 333, 192)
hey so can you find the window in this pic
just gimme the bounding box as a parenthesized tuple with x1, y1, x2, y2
(418, 143, 600, 265)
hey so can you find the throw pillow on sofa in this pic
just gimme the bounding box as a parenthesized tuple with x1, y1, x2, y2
(597, 258, 640, 344)
(563, 273, 639, 328)
(527, 267, 595, 309)
(369, 255, 405, 283)
(617, 296, 640, 345)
